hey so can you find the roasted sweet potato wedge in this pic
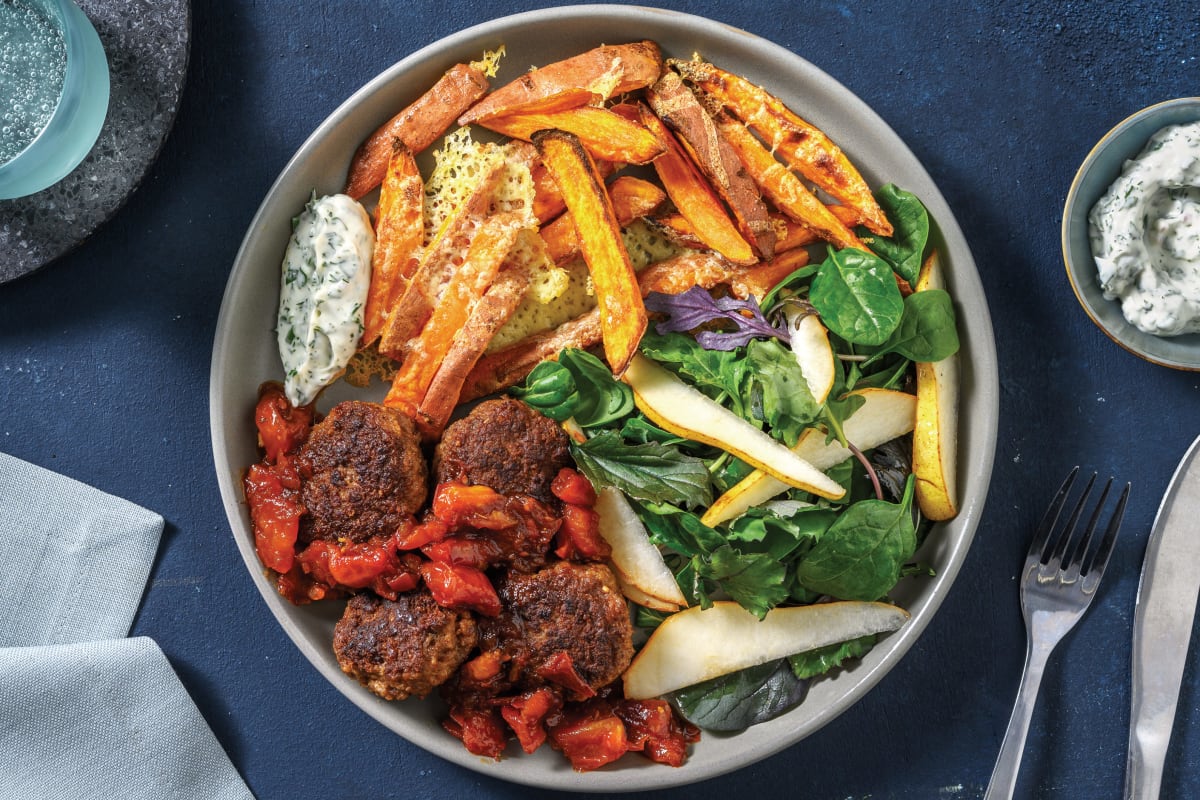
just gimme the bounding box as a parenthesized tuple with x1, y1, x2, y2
(714, 112, 864, 251)
(476, 104, 664, 165)
(377, 159, 506, 360)
(540, 175, 666, 265)
(344, 63, 489, 199)
(361, 140, 424, 347)
(533, 129, 647, 375)
(671, 58, 892, 236)
(636, 102, 756, 266)
(459, 41, 663, 126)
(384, 210, 525, 421)
(646, 71, 775, 259)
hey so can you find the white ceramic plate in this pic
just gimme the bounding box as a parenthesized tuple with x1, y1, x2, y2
(211, 5, 998, 791)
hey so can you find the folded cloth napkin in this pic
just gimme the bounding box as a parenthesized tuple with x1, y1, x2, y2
(0, 452, 254, 800)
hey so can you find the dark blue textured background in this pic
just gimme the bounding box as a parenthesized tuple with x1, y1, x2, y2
(2, 1, 1199, 797)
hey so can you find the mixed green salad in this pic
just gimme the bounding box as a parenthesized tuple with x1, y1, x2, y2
(510, 185, 960, 731)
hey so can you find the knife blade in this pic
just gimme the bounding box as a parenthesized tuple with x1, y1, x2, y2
(1125, 433, 1200, 799)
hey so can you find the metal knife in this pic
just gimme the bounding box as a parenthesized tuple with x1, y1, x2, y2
(1125, 433, 1200, 799)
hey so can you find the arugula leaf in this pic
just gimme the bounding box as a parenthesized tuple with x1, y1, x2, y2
(671, 659, 809, 732)
(571, 431, 712, 508)
(867, 184, 929, 285)
(636, 504, 727, 556)
(787, 634, 877, 680)
(794, 476, 918, 600)
(646, 287, 790, 350)
(810, 247, 905, 346)
(743, 339, 819, 445)
(639, 331, 746, 411)
(695, 545, 790, 618)
(728, 504, 837, 561)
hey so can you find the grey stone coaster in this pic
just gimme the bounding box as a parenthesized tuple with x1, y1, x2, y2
(0, 0, 190, 284)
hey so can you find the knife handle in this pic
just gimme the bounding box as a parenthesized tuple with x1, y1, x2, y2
(1125, 692, 1168, 799)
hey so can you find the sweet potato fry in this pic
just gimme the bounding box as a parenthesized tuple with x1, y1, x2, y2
(540, 175, 666, 265)
(476, 105, 664, 165)
(418, 247, 539, 434)
(462, 248, 808, 399)
(361, 140, 424, 346)
(384, 210, 526, 420)
(636, 102, 756, 266)
(533, 130, 647, 375)
(670, 58, 892, 236)
(459, 41, 663, 126)
(344, 63, 489, 199)
(377, 160, 506, 360)
(645, 72, 775, 260)
(713, 112, 865, 251)
(531, 158, 618, 224)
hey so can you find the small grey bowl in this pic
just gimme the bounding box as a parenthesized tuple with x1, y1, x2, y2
(1062, 97, 1200, 370)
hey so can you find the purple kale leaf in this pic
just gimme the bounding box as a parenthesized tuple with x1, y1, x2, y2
(644, 287, 791, 351)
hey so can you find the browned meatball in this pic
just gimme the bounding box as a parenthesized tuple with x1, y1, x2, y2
(480, 560, 633, 692)
(433, 397, 570, 502)
(297, 401, 427, 544)
(333, 590, 477, 701)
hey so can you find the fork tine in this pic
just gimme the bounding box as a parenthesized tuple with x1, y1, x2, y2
(1029, 466, 1080, 561)
(1080, 481, 1130, 592)
(1063, 477, 1114, 576)
(1046, 472, 1097, 570)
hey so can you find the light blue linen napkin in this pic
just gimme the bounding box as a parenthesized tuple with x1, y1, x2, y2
(0, 452, 255, 800)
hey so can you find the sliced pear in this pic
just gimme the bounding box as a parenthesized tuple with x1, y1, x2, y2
(612, 568, 682, 613)
(783, 305, 835, 404)
(623, 354, 845, 500)
(595, 486, 688, 608)
(702, 387, 917, 526)
(622, 599, 909, 700)
(912, 250, 959, 521)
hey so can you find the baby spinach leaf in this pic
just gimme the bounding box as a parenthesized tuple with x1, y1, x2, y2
(558, 348, 634, 427)
(671, 659, 810, 732)
(787, 634, 877, 680)
(571, 431, 712, 509)
(509, 360, 580, 421)
(794, 476, 918, 601)
(866, 289, 959, 366)
(867, 184, 929, 285)
(810, 248, 904, 346)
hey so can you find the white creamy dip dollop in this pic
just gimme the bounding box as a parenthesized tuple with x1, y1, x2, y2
(1089, 120, 1200, 337)
(277, 194, 374, 407)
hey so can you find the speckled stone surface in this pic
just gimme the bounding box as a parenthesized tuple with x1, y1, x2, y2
(0, 0, 190, 283)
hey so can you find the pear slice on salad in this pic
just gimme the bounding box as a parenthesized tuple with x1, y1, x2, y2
(702, 387, 917, 526)
(612, 568, 682, 613)
(622, 599, 909, 700)
(623, 354, 846, 500)
(911, 250, 959, 521)
(783, 305, 835, 404)
(595, 485, 688, 609)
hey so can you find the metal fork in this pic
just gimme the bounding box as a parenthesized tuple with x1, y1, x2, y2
(984, 467, 1131, 800)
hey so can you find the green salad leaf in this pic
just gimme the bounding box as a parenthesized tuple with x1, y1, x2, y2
(571, 431, 712, 509)
(865, 288, 959, 366)
(671, 659, 809, 732)
(795, 476, 918, 601)
(787, 634, 877, 680)
(867, 184, 930, 285)
(810, 248, 905, 346)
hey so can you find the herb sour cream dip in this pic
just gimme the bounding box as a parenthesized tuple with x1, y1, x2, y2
(1089, 120, 1200, 337)
(277, 194, 374, 406)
